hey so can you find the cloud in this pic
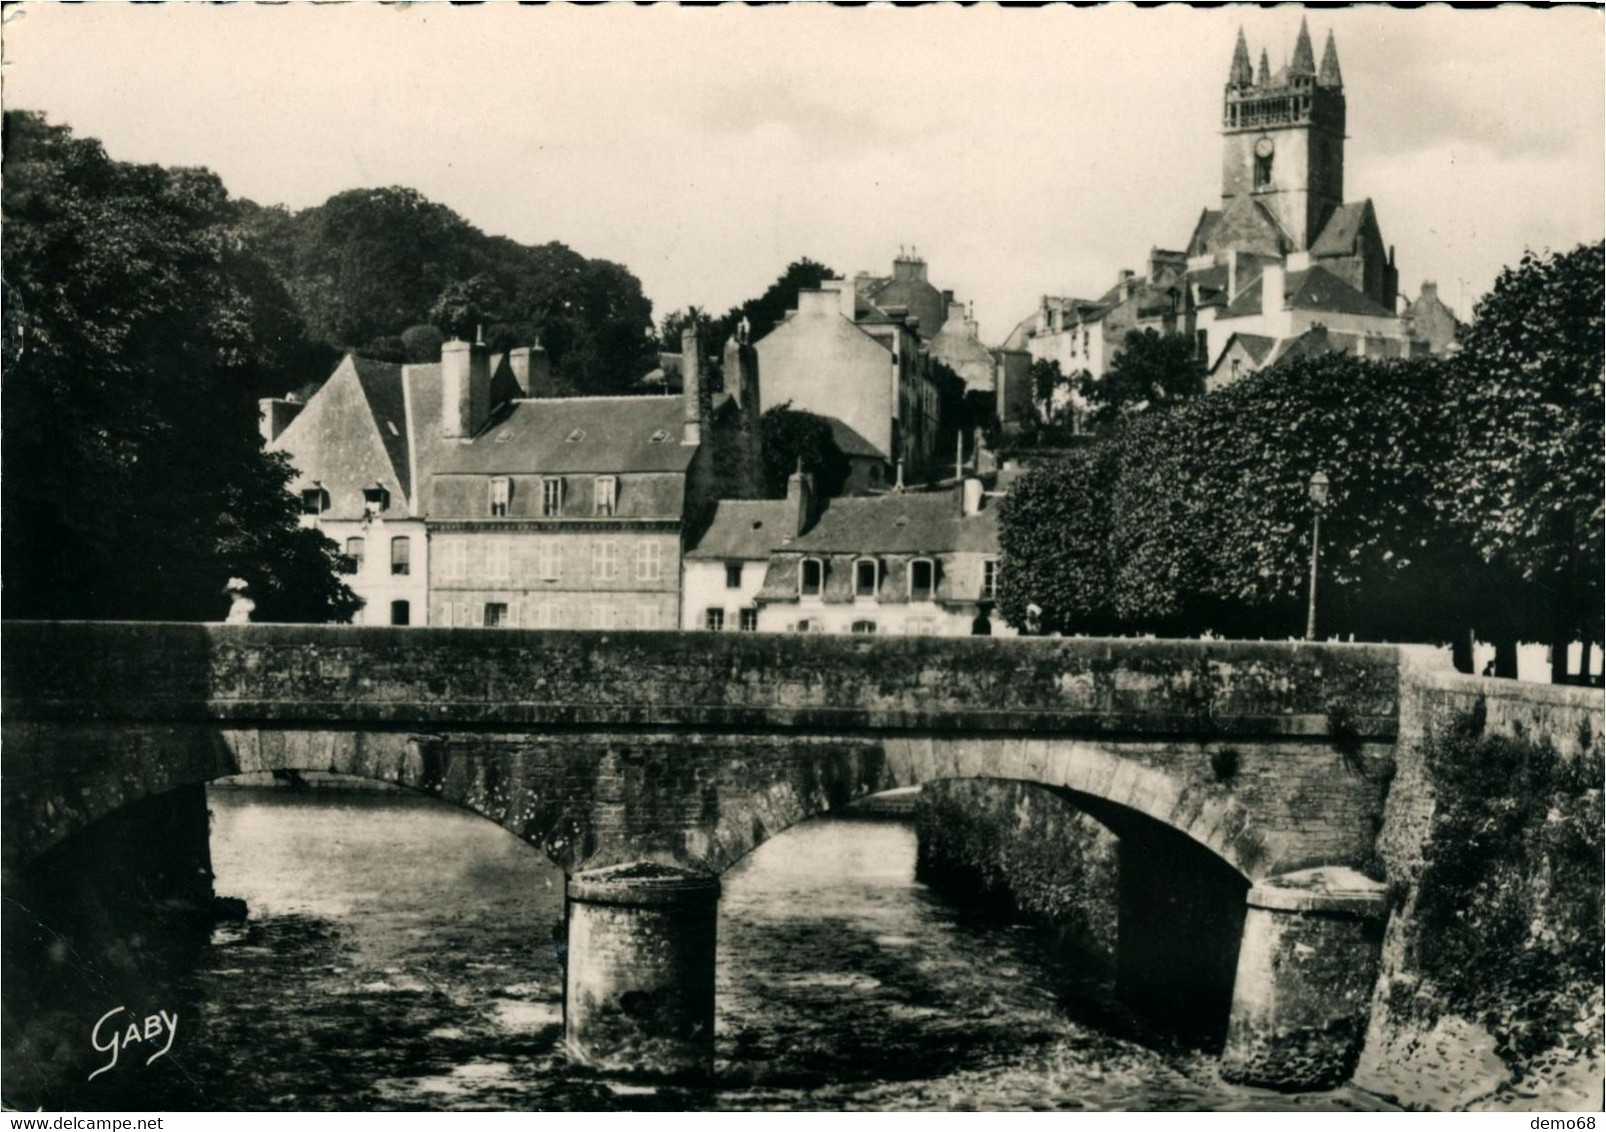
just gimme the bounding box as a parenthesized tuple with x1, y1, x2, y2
(691, 78, 922, 159)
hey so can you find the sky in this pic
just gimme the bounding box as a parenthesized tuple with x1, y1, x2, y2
(4, 3, 1602, 343)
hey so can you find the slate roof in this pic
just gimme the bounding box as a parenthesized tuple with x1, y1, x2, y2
(825, 416, 886, 461)
(1311, 201, 1374, 257)
(786, 489, 999, 555)
(349, 357, 412, 500)
(685, 500, 794, 560)
(1220, 265, 1394, 321)
(431, 396, 712, 476)
(1230, 333, 1279, 364)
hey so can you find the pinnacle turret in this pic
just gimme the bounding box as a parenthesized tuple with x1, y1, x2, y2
(1290, 17, 1317, 77)
(1257, 48, 1271, 87)
(1318, 30, 1344, 88)
(1229, 27, 1254, 88)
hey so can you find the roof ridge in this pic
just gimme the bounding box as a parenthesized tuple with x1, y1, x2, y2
(510, 395, 681, 404)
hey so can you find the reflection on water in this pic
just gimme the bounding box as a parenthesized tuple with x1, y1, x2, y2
(27, 785, 1396, 1110)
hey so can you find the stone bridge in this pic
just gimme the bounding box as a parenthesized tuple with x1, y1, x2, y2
(4, 622, 1415, 1089)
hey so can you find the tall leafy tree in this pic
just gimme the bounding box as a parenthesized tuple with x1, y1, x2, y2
(996, 446, 1120, 635)
(759, 404, 850, 499)
(721, 258, 837, 348)
(1448, 242, 1605, 679)
(1078, 329, 1205, 429)
(2, 111, 358, 622)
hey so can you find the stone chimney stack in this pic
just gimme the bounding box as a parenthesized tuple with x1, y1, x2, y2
(785, 466, 816, 537)
(681, 325, 710, 446)
(258, 396, 304, 445)
(441, 336, 492, 440)
(1118, 269, 1136, 302)
(1261, 263, 1287, 313)
(723, 332, 765, 498)
(508, 343, 552, 398)
(962, 477, 983, 517)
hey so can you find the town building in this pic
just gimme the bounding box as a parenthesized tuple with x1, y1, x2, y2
(691, 471, 1013, 637)
(1011, 20, 1452, 416)
(265, 328, 753, 629)
(754, 277, 943, 486)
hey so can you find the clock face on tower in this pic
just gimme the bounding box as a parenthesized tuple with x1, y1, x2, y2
(1254, 137, 1275, 159)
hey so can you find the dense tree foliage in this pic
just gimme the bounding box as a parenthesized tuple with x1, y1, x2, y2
(1448, 242, 1605, 674)
(759, 404, 850, 499)
(998, 238, 1604, 681)
(719, 258, 837, 349)
(2, 111, 358, 622)
(1078, 329, 1205, 429)
(237, 188, 656, 394)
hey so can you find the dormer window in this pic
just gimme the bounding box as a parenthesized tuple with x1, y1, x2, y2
(854, 558, 880, 599)
(566, 428, 585, 443)
(594, 476, 617, 517)
(542, 477, 564, 517)
(909, 558, 935, 602)
(489, 477, 511, 517)
(800, 557, 824, 597)
(649, 429, 671, 444)
(300, 485, 329, 515)
(363, 482, 390, 515)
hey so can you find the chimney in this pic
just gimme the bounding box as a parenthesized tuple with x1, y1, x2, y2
(893, 254, 927, 283)
(681, 325, 710, 446)
(947, 299, 968, 327)
(785, 466, 816, 537)
(1261, 263, 1287, 313)
(1228, 250, 1243, 299)
(1420, 280, 1438, 301)
(508, 344, 551, 398)
(816, 277, 857, 321)
(797, 288, 840, 318)
(258, 397, 304, 444)
(441, 337, 491, 439)
(1118, 269, 1136, 302)
(962, 477, 984, 517)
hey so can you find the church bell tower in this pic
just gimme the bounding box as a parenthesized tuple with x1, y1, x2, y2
(1221, 20, 1346, 252)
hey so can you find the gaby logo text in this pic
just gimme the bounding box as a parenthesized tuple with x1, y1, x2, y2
(88, 1007, 179, 1082)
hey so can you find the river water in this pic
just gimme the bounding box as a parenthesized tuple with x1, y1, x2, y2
(88, 785, 1396, 1111)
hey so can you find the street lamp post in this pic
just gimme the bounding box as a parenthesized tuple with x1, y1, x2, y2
(1305, 470, 1331, 641)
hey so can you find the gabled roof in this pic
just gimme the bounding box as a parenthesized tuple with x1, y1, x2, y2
(685, 499, 794, 560)
(431, 396, 710, 476)
(271, 354, 416, 520)
(1000, 309, 1038, 352)
(1311, 201, 1377, 258)
(825, 416, 886, 461)
(349, 356, 411, 500)
(1221, 265, 1395, 321)
(1227, 333, 1279, 364)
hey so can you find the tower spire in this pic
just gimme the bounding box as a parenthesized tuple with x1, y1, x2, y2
(1257, 48, 1271, 87)
(1318, 29, 1344, 88)
(1290, 16, 1317, 77)
(1229, 27, 1253, 88)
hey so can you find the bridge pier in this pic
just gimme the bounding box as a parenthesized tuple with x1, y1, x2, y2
(1219, 867, 1389, 1090)
(563, 863, 720, 1080)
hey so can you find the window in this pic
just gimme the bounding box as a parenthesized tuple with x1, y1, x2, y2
(456, 601, 473, 627)
(591, 605, 615, 630)
(484, 602, 509, 628)
(905, 617, 937, 636)
(909, 558, 935, 602)
(300, 486, 328, 515)
(851, 620, 877, 634)
(800, 557, 824, 597)
(1254, 151, 1273, 190)
(854, 558, 879, 599)
(566, 428, 585, 443)
(363, 483, 390, 514)
(489, 477, 511, 517)
(725, 562, 743, 589)
(739, 608, 759, 632)
(793, 618, 822, 634)
(344, 536, 365, 573)
(542, 477, 564, 517)
(391, 600, 410, 626)
(487, 539, 510, 580)
(649, 428, 671, 444)
(537, 540, 562, 582)
(391, 536, 411, 576)
(1196, 329, 1209, 363)
(593, 540, 619, 581)
(535, 603, 556, 629)
(594, 476, 617, 517)
(637, 541, 663, 582)
(637, 606, 659, 630)
(981, 558, 1000, 602)
(1231, 358, 1242, 382)
(444, 538, 467, 581)
(705, 608, 725, 632)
